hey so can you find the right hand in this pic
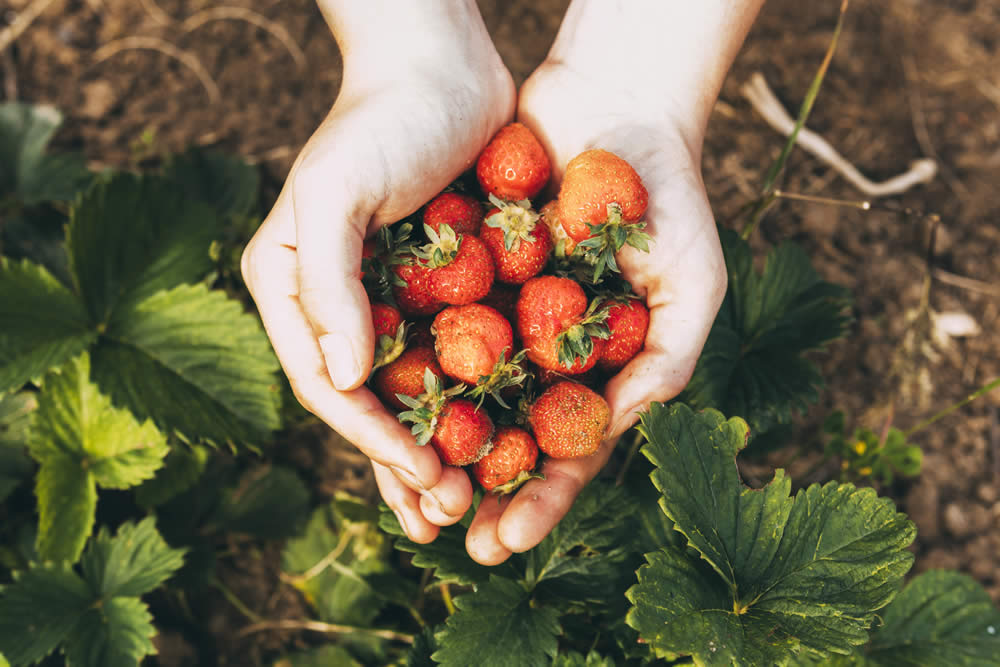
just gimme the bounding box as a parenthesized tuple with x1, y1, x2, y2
(241, 6, 515, 543)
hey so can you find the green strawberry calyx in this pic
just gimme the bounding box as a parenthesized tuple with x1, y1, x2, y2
(396, 368, 465, 446)
(574, 202, 651, 282)
(556, 298, 611, 369)
(484, 194, 541, 253)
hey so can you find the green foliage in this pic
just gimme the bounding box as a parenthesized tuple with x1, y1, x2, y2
(550, 650, 617, 667)
(133, 442, 210, 508)
(0, 391, 35, 502)
(681, 229, 853, 437)
(0, 103, 91, 205)
(626, 403, 916, 665)
(823, 412, 922, 484)
(28, 353, 168, 562)
(432, 576, 562, 667)
(273, 645, 362, 667)
(0, 518, 185, 667)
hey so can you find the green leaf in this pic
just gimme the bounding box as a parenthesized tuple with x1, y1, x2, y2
(34, 454, 97, 563)
(433, 576, 561, 667)
(274, 645, 362, 667)
(405, 626, 438, 667)
(79, 517, 187, 599)
(28, 352, 168, 478)
(217, 465, 310, 538)
(134, 443, 209, 508)
(91, 282, 282, 444)
(0, 102, 91, 204)
(161, 148, 259, 219)
(62, 596, 156, 667)
(0, 257, 95, 394)
(1, 205, 73, 286)
(0, 391, 36, 502)
(526, 481, 636, 605)
(681, 230, 852, 436)
(66, 172, 222, 324)
(282, 497, 387, 626)
(865, 570, 1000, 666)
(380, 504, 518, 586)
(551, 650, 617, 667)
(627, 403, 916, 665)
(0, 562, 91, 665)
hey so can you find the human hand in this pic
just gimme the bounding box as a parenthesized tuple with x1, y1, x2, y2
(465, 60, 728, 565)
(241, 2, 514, 544)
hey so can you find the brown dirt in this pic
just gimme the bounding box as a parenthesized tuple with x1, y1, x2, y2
(5, 0, 999, 661)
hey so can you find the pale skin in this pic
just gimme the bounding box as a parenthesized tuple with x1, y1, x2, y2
(241, 0, 766, 563)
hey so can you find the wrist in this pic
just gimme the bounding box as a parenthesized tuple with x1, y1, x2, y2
(546, 0, 765, 140)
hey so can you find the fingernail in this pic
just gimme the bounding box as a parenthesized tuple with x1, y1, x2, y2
(390, 465, 425, 492)
(426, 490, 458, 518)
(319, 333, 359, 391)
(392, 509, 410, 537)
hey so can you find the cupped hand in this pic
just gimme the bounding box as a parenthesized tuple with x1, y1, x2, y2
(242, 22, 515, 544)
(466, 61, 728, 564)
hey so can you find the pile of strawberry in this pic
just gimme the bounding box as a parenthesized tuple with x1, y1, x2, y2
(362, 123, 651, 495)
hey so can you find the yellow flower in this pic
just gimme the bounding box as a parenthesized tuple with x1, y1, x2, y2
(841, 460, 850, 470)
(859, 466, 873, 476)
(854, 440, 867, 455)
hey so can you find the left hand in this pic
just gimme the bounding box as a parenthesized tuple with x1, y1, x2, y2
(465, 60, 728, 565)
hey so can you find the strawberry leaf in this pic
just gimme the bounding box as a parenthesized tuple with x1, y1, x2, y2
(67, 173, 223, 325)
(551, 650, 617, 667)
(681, 229, 852, 437)
(161, 148, 259, 220)
(0, 518, 184, 667)
(0, 103, 91, 205)
(863, 570, 1000, 665)
(432, 576, 561, 667)
(627, 403, 916, 665)
(215, 465, 310, 539)
(0, 391, 35, 502)
(0, 257, 96, 394)
(29, 353, 168, 562)
(90, 283, 282, 446)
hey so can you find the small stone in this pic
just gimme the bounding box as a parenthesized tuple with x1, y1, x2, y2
(905, 479, 940, 540)
(943, 502, 972, 538)
(80, 80, 116, 119)
(977, 484, 998, 504)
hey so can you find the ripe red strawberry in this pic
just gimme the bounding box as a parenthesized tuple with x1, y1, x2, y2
(431, 399, 494, 466)
(529, 381, 609, 459)
(472, 426, 539, 493)
(432, 304, 513, 385)
(478, 284, 520, 324)
(423, 192, 484, 236)
(598, 298, 649, 372)
(395, 370, 494, 466)
(516, 276, 610, 373)
(360, 238, 375, 278)
(476, 122, 551, 202)
(392, 261, 444, 316)
(481, 196, 553, 285)
(371, 302, 407, 371)
(414, 224, 494, 305)
(408, 318, 436, 349)
(557, 149, 651, 281)
(372, 346, 441, 410)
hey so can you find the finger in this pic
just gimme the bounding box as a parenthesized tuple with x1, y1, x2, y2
(242, 202, 444, 492)
(496, 436, 618, 553)
(466, 493, 514, 565)
(291, 145, 376, 392)
(419, 466, 474, 526)
(374, 462, 439, 544)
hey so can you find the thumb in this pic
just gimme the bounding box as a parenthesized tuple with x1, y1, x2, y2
(292, 161, 375, 391)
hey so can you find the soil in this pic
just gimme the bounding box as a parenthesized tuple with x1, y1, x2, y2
(5, 0, 999, 664)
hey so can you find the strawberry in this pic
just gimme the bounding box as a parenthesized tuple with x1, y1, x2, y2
(528, 381, 609, 459)
(372, 346, 441, 410)
(540, 199, 576, 257)
(413, 224, 494, 305)
(363, 222, 417, 300)
(481, 195, 553, 285)
(408, 318, 436, 349)
(370, 302, 407, 371)
(431, 399, 495, 466)
(478, 284, 520, 324)
(476, 122, 551, 202)
(598, 298, 649, 372)
(432, 304, 513, 385)
(392, 260, 444, 316)
(472, 426, 540, 493)
(396, 369, 493, 466)
(516, 276, 610, 373)
(423, 192, 484, 236)
(557, 149, 651, 281)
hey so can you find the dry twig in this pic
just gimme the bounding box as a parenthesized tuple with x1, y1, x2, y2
(236, 619, 413, 644)
(742, 72, 937, 197)
(0, 0, 59, 53)
(93, 36, 221, 103)
(181, 7, 307, 69)
(139, 0, 173, 26)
